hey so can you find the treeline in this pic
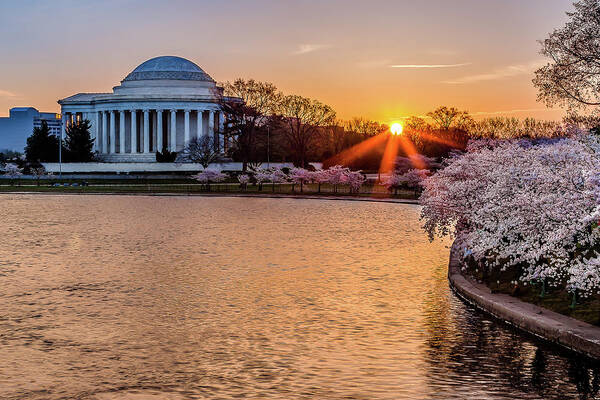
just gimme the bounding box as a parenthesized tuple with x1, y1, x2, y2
(220, 81, 592, 171)
(404, 105, 592, 139)
(218, 79, 388, 171)
(329, 106, 596, 171)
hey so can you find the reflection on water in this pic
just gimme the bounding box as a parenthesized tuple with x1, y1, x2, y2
(0, 195, 598, 399)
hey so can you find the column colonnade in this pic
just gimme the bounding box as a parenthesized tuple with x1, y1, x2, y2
(69, 107, 225, 156)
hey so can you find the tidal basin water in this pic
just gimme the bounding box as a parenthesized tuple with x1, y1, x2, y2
(1, 195, 599, 400)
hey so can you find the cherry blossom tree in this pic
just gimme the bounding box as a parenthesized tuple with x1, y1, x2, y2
(30, 165, 47, 187)
(238, 174, 250, 191)
(382, 173, 404, 195)
(290, 167, 312, 193)
(253, 168, 271, 191)
(420, 136, 600, 297)
(191, 169, 227, 191)
(268, 167, 288, 192)
(312, 169, 330, 193)
(3, 163, 23, 186)
(383, 169, 428, 196)
(403, 169, 430, 196)
(325, 165, 348, 193)
(342, 170, 366, 194)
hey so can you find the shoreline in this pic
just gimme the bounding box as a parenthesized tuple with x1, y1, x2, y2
(448, 241, 600, 360)
(0, 190, 420, 205)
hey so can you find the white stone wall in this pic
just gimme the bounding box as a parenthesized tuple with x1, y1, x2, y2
(41, 162, 323, 174)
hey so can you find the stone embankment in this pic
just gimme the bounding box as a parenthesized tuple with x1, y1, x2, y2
(448, 242, 600, 359)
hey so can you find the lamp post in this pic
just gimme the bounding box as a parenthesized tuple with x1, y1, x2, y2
(267, 125, 270, 168)
(59, 114, 64, 179)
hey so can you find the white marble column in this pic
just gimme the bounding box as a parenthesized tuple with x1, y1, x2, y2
(208, 110, 215, 150)
(119, 111, 126, 154)
(170, 109, 177, 152)
(196, 110, 203, 139)
(131, 110, 137, 153)
(184, 110, 190, 145)
(152, 111, 157, 152)
(109, 111, 116, 154)
(157, 110, 163, 151)
(143, 109, 150, 154)
(218, 112, 225, 151)
(93, 112, 100, 152)
(102, 111, 108, 153)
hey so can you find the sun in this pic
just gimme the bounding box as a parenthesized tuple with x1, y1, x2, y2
(390, 123, 403, 135)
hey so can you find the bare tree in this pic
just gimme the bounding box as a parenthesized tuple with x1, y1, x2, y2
(427, 106, 472, 130)
(181, 136, 220, 168)
(344, 117, 388, 138)
(30, 165, 47, 186)
(278, 95, 336, 167)
(404, 116, 430, 131)
(217, 79, 281, 171)
(533, 0, 600, 111)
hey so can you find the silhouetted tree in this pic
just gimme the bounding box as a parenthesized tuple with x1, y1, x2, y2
(534, 0, 600, 111)
(25, 121, 59, 162)
(218, 79, 281, 171)
(404, 116, 429, 132)
(427, 106, 473, 130)
(344, 117, 388, 138)
(278, 95, 336, 167)
(64, 119, 94, 162)
(181, 136, 220, 168)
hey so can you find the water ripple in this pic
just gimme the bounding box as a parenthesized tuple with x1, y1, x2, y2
(0, 195, 597, 399)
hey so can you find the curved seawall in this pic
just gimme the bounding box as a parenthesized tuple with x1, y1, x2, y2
(448, 242, 600, 359)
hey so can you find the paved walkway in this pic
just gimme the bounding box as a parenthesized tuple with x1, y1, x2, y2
(448, 242, 600, 359)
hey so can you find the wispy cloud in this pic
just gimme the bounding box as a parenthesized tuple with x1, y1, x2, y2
(443, 60, 546, 84)
(292, 44, 332, 55)
(0, 90, 16, 98)
(389, 63, 471, 69)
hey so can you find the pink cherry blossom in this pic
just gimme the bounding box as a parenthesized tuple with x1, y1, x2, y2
(420, 136, 600, 296)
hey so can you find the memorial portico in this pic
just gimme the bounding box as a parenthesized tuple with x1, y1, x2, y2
(58, 56, 232, 162)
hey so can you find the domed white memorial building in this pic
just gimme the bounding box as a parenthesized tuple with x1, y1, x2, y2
(58, 56, 231, 162)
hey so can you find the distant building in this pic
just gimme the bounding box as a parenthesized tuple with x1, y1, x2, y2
(58, 55, 236, 162)
(0, 107, 61, 152)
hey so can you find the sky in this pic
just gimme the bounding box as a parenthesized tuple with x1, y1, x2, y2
(0, 0, 574, 125)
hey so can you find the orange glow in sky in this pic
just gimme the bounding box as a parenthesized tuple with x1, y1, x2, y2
(0, 1, 571, 122)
